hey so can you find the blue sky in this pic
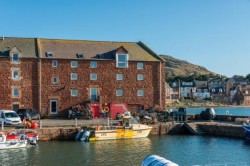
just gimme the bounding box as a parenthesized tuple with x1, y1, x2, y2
(1, 0, 250, 77)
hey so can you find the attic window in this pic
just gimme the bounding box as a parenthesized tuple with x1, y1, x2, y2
(46, 52, 54, 57)
(77, 54, 84, 59)
(116, 54, 128, 68)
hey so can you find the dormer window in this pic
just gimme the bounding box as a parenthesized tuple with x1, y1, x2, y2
(77, 54, 84, 59)
(12, 53, 19, 63)
(116, 54, 128, 68)
(46, 52, 54, 57)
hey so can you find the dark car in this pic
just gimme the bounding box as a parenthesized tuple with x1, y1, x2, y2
(16, 109, 40, 121)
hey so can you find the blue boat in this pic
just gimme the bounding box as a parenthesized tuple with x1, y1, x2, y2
(242, 123, 250, 139)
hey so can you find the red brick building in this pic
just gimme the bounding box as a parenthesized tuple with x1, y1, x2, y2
(0, 37, 165, 116)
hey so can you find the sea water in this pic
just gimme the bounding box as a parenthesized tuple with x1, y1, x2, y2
(0, 135, 250, 166)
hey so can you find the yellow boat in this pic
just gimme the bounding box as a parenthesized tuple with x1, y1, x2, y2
(77, 112, 152, 141)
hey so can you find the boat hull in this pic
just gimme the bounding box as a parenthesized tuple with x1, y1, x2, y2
(89, 126, 152, 141)
(242, 124, 250, 139)
(0, 140, 27, 150)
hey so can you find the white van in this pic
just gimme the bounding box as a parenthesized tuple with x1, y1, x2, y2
(0, 110, 22, 125)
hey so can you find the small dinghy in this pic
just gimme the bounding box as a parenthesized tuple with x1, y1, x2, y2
(0, 132, 27, 150)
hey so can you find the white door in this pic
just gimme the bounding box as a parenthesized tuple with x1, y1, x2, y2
(50, 99, 58, 115)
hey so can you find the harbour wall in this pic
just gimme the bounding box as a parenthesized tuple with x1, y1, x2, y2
(2, 122, 245, 140)
(199, 123, 245, 138)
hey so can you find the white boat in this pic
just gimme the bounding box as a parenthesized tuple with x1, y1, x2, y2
(0, 132, 27, 150)
(76, 111, 153, 141)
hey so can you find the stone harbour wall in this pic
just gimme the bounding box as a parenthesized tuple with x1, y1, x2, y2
(199, 123, 245, 138)
(36, 127, 80, 141)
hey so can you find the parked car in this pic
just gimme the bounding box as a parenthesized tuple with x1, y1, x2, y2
(0, 110, 22, 125)
(16, 109, 40, 121)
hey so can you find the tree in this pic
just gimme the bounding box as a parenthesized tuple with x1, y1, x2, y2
(246, 74, 250, 82)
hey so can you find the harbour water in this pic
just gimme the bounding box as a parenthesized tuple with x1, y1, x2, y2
(186, 107, 250, 116)
(1, 135, 250, 166)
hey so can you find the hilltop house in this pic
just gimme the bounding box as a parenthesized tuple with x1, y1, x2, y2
(232, 88, 250, 106)
(168, 82, 180, 101)
(193, 80, 210, 99)
(180, 81, 196, 98)
(0, 37, 165, 116)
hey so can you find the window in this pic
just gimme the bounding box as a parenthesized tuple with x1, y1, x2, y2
(90, 88, 98, 102)
(52, 60, 58, 67)
(137, 74, 144, 81)
(77, 54, 84, 59)
(90, 73, 97, 80)
(117, 74, 123, 80)
(12, 53, 19, 63)
(71, 61, 78, 68)
(71, 90, 78, 96)
(46, 52, 54, 57)
(90, 61, 97, 68)
(12, 88, 19, 97)
(71, 73, 78, 80)
(52, 77, 58, 84)
(137, 90, 144, 96)
(116, 54, 128, 68)
(12, 70, 19, 80)
(137, 62, 144, 69)
(116, 89, 123, 96)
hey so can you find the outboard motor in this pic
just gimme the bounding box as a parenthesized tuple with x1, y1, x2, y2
(141, 155, 179, 166)
(200, 108, 216, 120)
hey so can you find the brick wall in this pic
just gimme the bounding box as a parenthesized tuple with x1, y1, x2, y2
(40, 59, 165, 116)
(0, 57, 39, 110)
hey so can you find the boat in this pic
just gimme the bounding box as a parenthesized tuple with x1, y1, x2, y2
(7, 130, 39, 145)
(76, 111, 153, 141)
(242, 122, 250, 140)
(0, 132, 27, 150)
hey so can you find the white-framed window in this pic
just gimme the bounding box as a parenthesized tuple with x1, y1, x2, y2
(137, 90, 144, 96)
(52, 60, 58, 67)
(116, 54, 128, 68)
(12, 88, 19, 98)
(137, 74, 144, 81)
(71, 90, 78, 96)
(52, 77, 59, 84)
(137, 62, 144, 69)
(116, 89, 123, 96)
(90, 61, 97, 68)
(90, 73, 97, 80)
(219, 88, 223, 92)
(117, 74, 123, 80)
(71, 61, 78, 68)
(12, 53, 19, 63)
(12, 70, 20, 80)
(71, 73, 78, 80)
(212, 88, 215, 92)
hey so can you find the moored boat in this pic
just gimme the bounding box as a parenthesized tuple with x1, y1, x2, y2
(0, 132, 27, 150)
(76, 112, 152, 141)
(242, 123, 250, 140)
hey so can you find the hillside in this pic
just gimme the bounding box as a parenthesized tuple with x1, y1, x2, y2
(160, 55, 215, 77)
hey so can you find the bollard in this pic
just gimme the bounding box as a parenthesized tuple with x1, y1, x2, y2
(75, 118, 77, 127)
(40, 120, 42, 129)
(1, 120, 3, 131)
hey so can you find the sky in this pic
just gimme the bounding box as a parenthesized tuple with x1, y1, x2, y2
(1, 0, 250, 77)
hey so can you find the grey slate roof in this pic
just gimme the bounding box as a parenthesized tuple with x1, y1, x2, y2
(0, 37, 38, 58)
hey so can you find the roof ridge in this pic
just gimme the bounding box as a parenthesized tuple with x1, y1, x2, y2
(38, 37, 137, 44)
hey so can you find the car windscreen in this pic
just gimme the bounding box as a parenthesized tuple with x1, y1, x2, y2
(5, 112, 19, 118)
